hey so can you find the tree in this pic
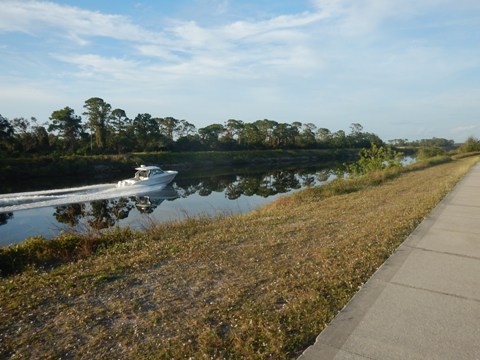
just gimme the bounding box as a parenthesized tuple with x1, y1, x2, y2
(346, 143, 404, 176)
(33, 125, 50, 152)
(273, 123, 297, 147)
(132, 113, 166, 151)
(198, 124, 225, 149)
(224, 119, 244, 144)
(388, 139, 409, 147)
(109, 108, 131, 153)
(0, 114, 14, 152)
(177, 120, 196, 138)
(299, 123, 317, 148)
(11, 117, 29, 134)
(349, 123, 363, 136)
(254, 119, 278, 148)
(110, 108, 129, 134)
(241, 123, 263, 148)
(10, 117, 38, 152)
(316, 128, 332, 147)
(331, 130, 347, 148)
(459, 136, 480, 153)
(48, 107, 82, 152)
(83, 97, 111, 150)
(157, 117, 181, 141)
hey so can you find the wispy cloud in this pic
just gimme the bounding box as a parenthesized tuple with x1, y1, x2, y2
(0, 0, 162, 44)
(0, 0, 327, 79)
(1, 0, 480, 141)
(451, 125, 479, 134)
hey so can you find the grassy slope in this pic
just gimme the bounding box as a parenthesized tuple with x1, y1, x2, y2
(0, 157, 478, 359)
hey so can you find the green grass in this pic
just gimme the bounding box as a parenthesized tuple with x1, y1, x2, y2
(0, 156, 478, 359)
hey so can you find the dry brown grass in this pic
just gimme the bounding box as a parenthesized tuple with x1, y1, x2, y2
(0, 157, 477, 359)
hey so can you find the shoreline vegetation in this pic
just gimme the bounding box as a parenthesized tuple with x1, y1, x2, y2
(1, 154, 479, 358)
(0, 148, 360, 184)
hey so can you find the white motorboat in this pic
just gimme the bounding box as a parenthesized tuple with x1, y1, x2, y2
(117, 165, 178, 187)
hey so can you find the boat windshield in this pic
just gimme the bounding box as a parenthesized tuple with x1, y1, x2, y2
(135, 170, 149, 178)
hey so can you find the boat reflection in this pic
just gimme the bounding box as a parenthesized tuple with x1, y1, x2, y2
(52, 186, 180, 229)
(1, 166, 339, 231)
(134, 186, 180, 214)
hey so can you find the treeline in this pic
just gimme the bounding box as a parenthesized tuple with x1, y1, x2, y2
(388, 137, 455, 149)
(0, 97, 384, 156)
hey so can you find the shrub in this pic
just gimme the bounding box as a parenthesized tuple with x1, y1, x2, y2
(459, 136, 480, 153)
(417, 146, 446, 160)
(346, 143, 403, 176)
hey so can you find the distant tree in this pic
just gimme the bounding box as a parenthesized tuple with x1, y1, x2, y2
(224, 119, 244, 144)
(360, 132, 384, 148)
(110, 108, 129, 134)
(157, 117, 181, 141)
(11, 117, 29, 134)
(349, 123, 363, 136)
(198, 124, 225, 149)
(132, 113, 169, 151)
(10, 117, 37, 152)
(459, 136, 480, 153)
(316, 128, 332, 147)
(254, 119, 278, 147)
(331, 130, 348, 148)
(273, 123, 298, 147)
(83, 97, 111, 150)
(48, 107, 82, 152)
(32, 125, 50, 152)
(109, 108, 131, 153)
(241, 123, 263, 148)
(388, 139, 409, 147)
(177, 120, 196, 138)
(299, 123, 317, 148)
(174, 134, 203, 151)
(407, 137, 455, 149)
(0, 114, 14, 152)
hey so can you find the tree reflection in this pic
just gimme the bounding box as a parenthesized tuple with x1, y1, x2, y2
(0, 212, 13, 226)
(54, 198, 135, 230)
(50, 165, 342, 231)
(54, 203, 85, 226)
(88, 200, 115, 229)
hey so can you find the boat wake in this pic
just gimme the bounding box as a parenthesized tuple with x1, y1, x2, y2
(0, 183, 168, 213)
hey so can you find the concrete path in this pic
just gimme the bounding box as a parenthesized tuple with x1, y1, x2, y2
(300, 162, 480, 359)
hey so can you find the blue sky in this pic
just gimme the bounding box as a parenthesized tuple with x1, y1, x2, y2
(1, 0, 479, 142)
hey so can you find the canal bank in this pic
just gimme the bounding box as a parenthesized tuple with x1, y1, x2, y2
(300, 162, 480, 359)
(0, 157, 476, 358)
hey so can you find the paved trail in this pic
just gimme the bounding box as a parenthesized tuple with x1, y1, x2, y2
(300, 162, 480, 359)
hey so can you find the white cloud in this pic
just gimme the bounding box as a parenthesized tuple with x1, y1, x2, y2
(0, 0, 163, 44)
(451, 125, 479, 134)
(0, 0, 327, 80)
(1, 0, 480, 142)
(53, 54, 141, 80)
(222, 11, 326, 39)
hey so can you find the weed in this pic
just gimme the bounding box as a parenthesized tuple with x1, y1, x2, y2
(0, 156, 478, 358)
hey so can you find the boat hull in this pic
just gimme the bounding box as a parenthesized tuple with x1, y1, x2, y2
(117, 171, 178, 188)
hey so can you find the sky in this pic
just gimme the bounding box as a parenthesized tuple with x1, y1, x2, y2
(1, 0, 480, 142)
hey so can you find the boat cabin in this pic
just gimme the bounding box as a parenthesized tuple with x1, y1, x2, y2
(134, 165, 164, 180)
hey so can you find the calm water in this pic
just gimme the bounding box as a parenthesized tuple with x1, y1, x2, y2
(0, 163, 343, 247)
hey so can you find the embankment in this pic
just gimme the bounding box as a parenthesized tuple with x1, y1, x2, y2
(1, 156, 476, 359)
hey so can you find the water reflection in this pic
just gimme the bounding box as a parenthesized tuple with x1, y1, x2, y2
(174, 168, 333, 200)
(0, 212, 13, 225)
(134, 186, 180, 214)
(55, 198, 136, 230)
(0, 165, 340, 242)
